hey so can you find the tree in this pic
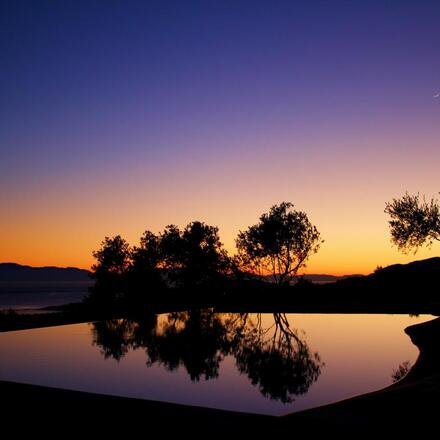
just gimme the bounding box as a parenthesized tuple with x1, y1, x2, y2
(236, 202, 322, 285)
(129, 230, 164, 293)
(89, 235, 131, 303)
(160, 224, 186, 286)
(385, 193, 440, 253)
(144, 310, 230, 381)
(91, 235, 131, 277)
(160, 221, 231, 288)
(233, 313, 322, 402)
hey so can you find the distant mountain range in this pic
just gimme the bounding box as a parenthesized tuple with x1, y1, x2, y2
(0, 263, 349, 283)
(0, 263, 90, 282)
(1, 258, 438, 285)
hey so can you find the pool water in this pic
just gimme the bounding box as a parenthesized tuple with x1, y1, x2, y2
(0, 312, 433, 415)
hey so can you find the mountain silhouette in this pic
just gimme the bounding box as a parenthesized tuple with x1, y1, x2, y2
(0, 263, 90, 282)
(320, 257, 440, 309)
(333, 257, 440, 288)
(373, 257, 440, 281)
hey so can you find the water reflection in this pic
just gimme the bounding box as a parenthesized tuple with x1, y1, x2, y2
(91, 311, 323, 402)
(231, 313, 322, 402)
(392, 361, 411, 382)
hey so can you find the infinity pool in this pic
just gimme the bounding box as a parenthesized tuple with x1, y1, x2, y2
(0, 313, 433, 415)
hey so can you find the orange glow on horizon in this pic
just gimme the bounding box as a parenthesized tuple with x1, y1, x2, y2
(2, 226, 438, 277)
(2, 2, 440, 282)
(1, 135, 439, 276)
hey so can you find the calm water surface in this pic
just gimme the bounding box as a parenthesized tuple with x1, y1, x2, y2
(0, 281, 91, 312)
(0, 312, 433, 415)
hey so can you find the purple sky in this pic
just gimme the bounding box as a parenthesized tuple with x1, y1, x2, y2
(1, 1, 439, 273)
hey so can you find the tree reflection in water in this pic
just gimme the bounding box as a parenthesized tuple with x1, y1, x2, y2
(92, 314, 157, 361)
(144, 310, 231, 381)
(90, 311, 323, 402)
(227, 313, 322, 402)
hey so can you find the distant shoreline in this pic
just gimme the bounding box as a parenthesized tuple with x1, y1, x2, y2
(0, 280, 93, 312)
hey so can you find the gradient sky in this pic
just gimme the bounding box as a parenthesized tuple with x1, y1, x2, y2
(1, 0, 439, 275)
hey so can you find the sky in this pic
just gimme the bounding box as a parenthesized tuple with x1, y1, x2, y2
(1, 0, 439, 275)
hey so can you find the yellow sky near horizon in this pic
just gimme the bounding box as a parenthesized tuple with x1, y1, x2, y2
(2, 0, 440, 278)
(1, 133, 439, 275)
(1, 192, 438, 276)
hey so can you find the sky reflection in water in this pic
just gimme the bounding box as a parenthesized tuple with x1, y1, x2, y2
(0, 313, 433, 415)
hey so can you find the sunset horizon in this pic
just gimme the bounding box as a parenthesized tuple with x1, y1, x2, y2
(1, 1, 440, 433)
(1, 2, 438, 276)
(2, 214, 439, 277)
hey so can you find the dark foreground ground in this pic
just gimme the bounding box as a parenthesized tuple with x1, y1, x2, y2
(1, 315, 439, 437)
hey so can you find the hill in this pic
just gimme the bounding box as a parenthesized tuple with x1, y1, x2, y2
(330, 257, 440, 289)
(0, 263, 90, 282)
(373, 257, 440, 281)
(0, 263, 350, 284)
(317, 257, 440, 311)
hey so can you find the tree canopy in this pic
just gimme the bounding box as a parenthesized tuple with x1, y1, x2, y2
(129, 231, 164, 291)
(89, 221, 233, 304)
(89, 235, 131, 304)
(236, 202, 322, 285)
(91, 235, 131, 277)
(160, 221, 232, 288)
(385, 193, 440, 253)
(88, 202, 323, 306)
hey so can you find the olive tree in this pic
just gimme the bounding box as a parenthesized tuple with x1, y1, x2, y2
(160, 221, 231, 288)
(91, 235, 131, 278)
(89, 235, 131, 303)
(236, 202, 322, 285)
(129, 230, 164, 291)
(385, 193, 440, 253)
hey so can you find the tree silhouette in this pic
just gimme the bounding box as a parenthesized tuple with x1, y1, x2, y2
(236, 202, 322, 285)
(144, 310, 231, 381)
(89, 235, 131, 304)
(385, 193, 440, 253)
(231, 313, 322, 403)
(91, 235, 131, 277)
(160, 221, 231, 288)
(91, 315, 158, 360)
(91, 319, 137, 361)
(128, 230, 164, 296)
(88, 221, 233, 305)
(91, 311, 231, 381)
(159, 224, 182, 287)
(91, 311, 323, 402)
